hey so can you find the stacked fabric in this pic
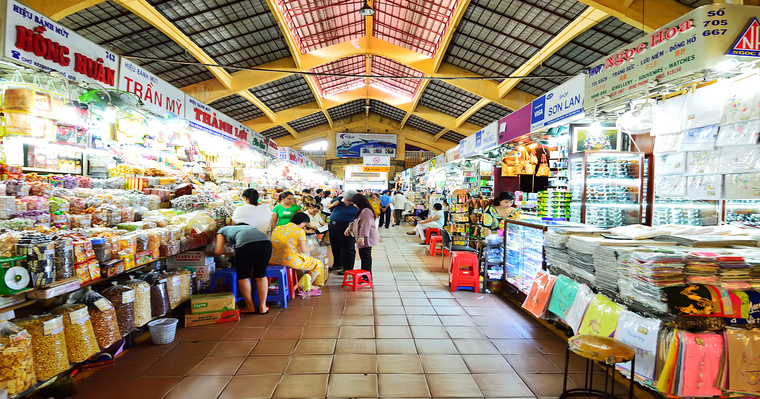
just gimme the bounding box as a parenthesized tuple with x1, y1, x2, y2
(543, 230, 575, 279)
(654, 234, 756, 247)
(716, 253, 752, 290)
(683, 250, 721, 286)
(625, 248, 686, 307)
(567, 236, 604, 277)
(593, 245, 622, 292)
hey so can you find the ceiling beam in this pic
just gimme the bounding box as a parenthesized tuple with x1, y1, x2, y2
(281, 124, 300, 139)
(433, 127, 448, 142)
(399, 79, 429, 130)
(432, 0, 471, 72)
(24, 0, 105, 21)
(497, 7, 609, 98)
(112, 0, 276, 122)
(574, 0, 691, 33)
(455, 98, 490, 128)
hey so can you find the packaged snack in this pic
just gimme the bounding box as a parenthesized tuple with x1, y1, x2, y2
(102, 282, 135, 336)
(124, 277, 151, 327)
(14, 314, 69, 381)
(0, 314, 35, 397)
(50, 304, 98, 363)
(162, 271, 182, 309)
(177, 268, 192, 303)
(78, 289, 120, 349)
(144, 273, 170, 318)
(54, 238, 74, 281)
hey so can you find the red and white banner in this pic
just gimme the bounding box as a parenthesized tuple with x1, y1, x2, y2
(118, 58, 184, 117)
(5, 0, 119, 87)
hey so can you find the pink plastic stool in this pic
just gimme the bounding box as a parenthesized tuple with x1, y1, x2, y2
(341, 270, 373, 291)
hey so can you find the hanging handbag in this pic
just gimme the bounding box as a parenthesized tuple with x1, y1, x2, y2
(529, 149, 538, 165)
(536, 154, 551, 177)
(501, 152, 517, 177)
(518, 150, 535, 175)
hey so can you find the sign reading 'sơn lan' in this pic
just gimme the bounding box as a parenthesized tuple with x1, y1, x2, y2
(5, 0, 120, 87)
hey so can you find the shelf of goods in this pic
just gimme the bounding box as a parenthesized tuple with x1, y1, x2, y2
(448, 193, 471, 246)
(537, 190, 570, 220)
(483, 235, 504, 282)
(569, 151, 644, 227)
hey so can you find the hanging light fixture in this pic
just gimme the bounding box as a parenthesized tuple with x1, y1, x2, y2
(358, 0, 375, 16)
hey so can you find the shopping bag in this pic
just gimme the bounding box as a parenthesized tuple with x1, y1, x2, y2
(517, 150, 535, 175)
(578, 293, 624, 337)
(536, 154, 551, 177)
(522, 270, 556, 318)
(547, 275, 579, 321)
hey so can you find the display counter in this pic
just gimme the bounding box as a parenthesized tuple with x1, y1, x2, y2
(500, 216, 589, 301)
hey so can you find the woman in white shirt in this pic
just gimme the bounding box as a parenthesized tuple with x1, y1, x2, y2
(407, 203, 445, 244)
(232, 189, 273, 233)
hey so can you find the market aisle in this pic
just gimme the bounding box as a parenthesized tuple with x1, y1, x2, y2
(72, 226, 628, 399)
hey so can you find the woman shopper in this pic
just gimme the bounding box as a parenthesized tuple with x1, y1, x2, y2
(270, 191, 301, 232)
(407, 203, 445, 244)
(368, 193, 381, 218)
(350, 193, 379, 275)
(482, 191, 520, 236)
(327, 190, 358, 275)
(212, 224, 272, 314)
(232, 188, 272, 233)
(270, 212, 325, 294)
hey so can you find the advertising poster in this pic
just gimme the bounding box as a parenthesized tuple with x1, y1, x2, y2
(336, 133, 397, 158)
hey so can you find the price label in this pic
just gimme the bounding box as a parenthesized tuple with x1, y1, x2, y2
(172, 276, 181, 287)
(10, 329, 29, 343)
(69, 307, 90, 325)
(122, 289, 135, 304)
(42, 316, 64, 336)
(94, 298, 112, 311)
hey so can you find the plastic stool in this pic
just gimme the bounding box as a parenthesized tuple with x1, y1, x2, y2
(286, 268, 298, 300)
(449, 252, 479, 293)
(561, 335, 636, 399)
(429, 235, 446, 257)
(253, 265, 289, 308)
(424, 228, 441, 245)
(341, 270, 373, 291)
(209, 268, 243, 302)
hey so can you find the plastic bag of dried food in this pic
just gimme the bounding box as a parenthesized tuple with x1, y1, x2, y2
(79, 289, 120, 349)
(14, 314, 69, 382)
(124, 276, 151, 327)
(54, 238, 74, 281)
(102, 282, 135, 336)
(161, 271, 182, 309)
(177, 268, 192, 303)
(51, 303, 98, 363)
(0, 314, 36, 397)
(144, 273, 170, 318)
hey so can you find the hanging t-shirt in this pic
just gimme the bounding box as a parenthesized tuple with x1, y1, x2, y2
(272, 204, 302, 226)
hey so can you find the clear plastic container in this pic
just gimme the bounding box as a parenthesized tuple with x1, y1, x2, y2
(124, 277, 151, 328)
(14, 314, 69, 381)
(90, 237, 112, 264)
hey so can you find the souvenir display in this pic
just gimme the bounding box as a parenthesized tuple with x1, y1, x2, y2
(521, 270, 556, 318)
(577, 294, 624, 338)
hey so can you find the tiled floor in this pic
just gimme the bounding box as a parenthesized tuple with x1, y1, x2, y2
(73, 225, 631, 399)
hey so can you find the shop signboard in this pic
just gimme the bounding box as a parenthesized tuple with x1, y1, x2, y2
(4, 0, 120, 87)
(530, 75, 584, 131)
(479, 121, 499, 152)
(118, 58, 184, 117)
(432, 153, 446, 170)
(296, 152, 304, 165)
(446, 145, 460, 162)
(336, 133, 397, 158)
(288, 148, 299, 164)
(249, 131, 267, 154)
(266, 139, 278, 158)
(185, 96, 251, 143)
(363, 156, 390, 172)
(497, 104, 532, 144)
(278, 147, 288, 162)
(584, 4, 760, 109)
(459, 134, 477, 157)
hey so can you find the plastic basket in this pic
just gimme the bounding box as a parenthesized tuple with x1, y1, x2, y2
(148, 318, 179, 345)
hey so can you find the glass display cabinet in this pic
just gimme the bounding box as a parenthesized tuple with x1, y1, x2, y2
(569, 151, 644, 227)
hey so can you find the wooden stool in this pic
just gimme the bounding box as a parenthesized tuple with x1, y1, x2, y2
(561, 335, 636, 399)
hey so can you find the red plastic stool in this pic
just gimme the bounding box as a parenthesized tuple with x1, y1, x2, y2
(424, 228, 441, 245)
(449, 252, 479, 293)
(341, 270, 374, 291)
(286, 268, 298, 299)
(429, 235, 446, 257)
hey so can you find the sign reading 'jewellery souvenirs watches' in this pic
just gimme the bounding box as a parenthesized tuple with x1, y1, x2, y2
(584, 4, 760, 109)
(4, 0, 119, 87)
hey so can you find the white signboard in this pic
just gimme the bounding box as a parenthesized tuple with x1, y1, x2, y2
(530, 75, 584, 131)
(460, 134, 477, 157)
(118, 58, 184, 116)
(479, 121, 499, 152)
(5, 0, 120, 87)
(363, 156, 390, 168)
(185, 95, 249, 143)
(267, 139, 279, 158)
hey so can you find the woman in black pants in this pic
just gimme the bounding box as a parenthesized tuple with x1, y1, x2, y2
(326, 189, 358, 275)
(350, 193, 379, 275)
(213, 224, 272, 314)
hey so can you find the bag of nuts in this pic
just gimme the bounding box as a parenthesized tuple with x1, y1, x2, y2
(102, 282, 135, 337)
(50, 303, 99, 363)
(124, 276, 151, 328)
(0, 312, 36, 397)
(14, 314, 69, 382)
(79, 289, 120, 349)
(144, 273, 170, 318)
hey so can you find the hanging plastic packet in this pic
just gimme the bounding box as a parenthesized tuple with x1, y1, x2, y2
(124, 276, 151, 327)
(102, 282, 136, 336)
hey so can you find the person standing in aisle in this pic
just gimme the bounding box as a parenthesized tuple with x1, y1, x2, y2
(378, 190, 392, 229)
(232, 189, 272, 233)
(270, 191, 301, 232)
(212, 224, 272, 314)
(327, 189, 358, 275)
(320, 190, 333, 218)
(392, 191, 406, 226)
(350, 193, 379, 276)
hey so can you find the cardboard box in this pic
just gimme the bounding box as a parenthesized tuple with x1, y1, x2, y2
(167, 251, 213, 267)
(190, 292, 236, 314)
(184, 308, 240, 327)
(186, 263, 216, 282)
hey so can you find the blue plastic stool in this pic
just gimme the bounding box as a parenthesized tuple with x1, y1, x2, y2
(253, 265, 289, 309)
(209, 268, 244, 303)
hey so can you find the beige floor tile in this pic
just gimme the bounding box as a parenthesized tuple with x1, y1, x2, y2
(376, 338, 417, 354)
(293, 339, 337, 354)
(249, 340, 298, 355)
(164, 376, 231, 399)
(219, 374, 281, 399)
(272, 374, 328, 398)
(426, 374, 484, 397)
(332, 354, 378, 373)
(284, 354, 333, 373)
(335, 339, 376, 354)
(235, 355, 290, 375)
(261, 327, 304, 340)
(378, 374, 430, 397)
(339, 325, 376, 338)
(473, 374, 535, 398)
(377, 354, 423, 373)
(453, 339, 498, 354)
(420, 354, 470, 373)
(410, 325, 450, 339)
(376, 325, 413, 338)
(301, 326, 340, 339)
(415, 339, 458, 354)
(341, 315, 375, 325)
(188, 356, 245, 376)
(327, 374, 378, 397)
(462, 354, 516, 374)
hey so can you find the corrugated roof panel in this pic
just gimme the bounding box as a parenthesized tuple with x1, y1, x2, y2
(419, 80, 480, 118)
(209, 95, 266, 122)
(465, 102, 511, 127)
(249, 75, 316, 112)
(328, 100, 366, 121)
(370, 100, 407, 123)
(273, 0, 365, 54)
(261, 125, 291, 139)
(406, 115, 444, 135)
(441, 131, 466, 143)
(312, 55, 366, 97)
(373, 0, 460, 57)
(371, 57, 425, 99)
(288, 112, 329, 132)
